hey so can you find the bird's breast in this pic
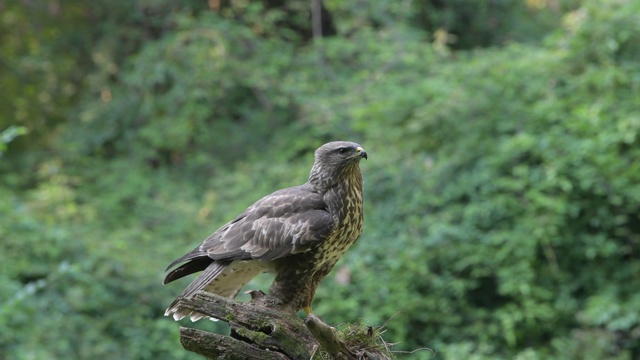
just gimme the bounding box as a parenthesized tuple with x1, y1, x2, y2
(313, 177, 364, 271)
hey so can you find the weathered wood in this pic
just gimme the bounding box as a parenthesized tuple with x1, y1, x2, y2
(175, 291, 384, 359)
(180, 327, 288, 360)
(177, 292, 316, 359)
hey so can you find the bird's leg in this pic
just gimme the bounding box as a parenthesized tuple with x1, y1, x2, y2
(303, 306, 313, 316)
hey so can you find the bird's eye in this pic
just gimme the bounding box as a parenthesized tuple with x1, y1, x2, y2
(337, 147, 349, 154)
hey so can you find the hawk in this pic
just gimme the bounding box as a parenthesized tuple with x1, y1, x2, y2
(164, 141, 367, 321)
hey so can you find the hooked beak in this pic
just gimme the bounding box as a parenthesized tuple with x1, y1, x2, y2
(356, 146, 368, 160)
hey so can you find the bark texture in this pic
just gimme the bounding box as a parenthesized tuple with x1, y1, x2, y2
(176, 291, 392, 359)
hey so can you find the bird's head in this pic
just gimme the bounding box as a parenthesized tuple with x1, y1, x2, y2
(309, 141, 367, 190)
(315, 141, 367, 163)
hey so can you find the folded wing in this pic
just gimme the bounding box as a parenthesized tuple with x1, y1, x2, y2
(164, 185, 335, 284)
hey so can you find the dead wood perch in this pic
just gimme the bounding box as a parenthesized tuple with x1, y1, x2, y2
(176, 291, 393, 359)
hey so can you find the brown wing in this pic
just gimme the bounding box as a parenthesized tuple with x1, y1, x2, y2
(164, 184, 334, 282)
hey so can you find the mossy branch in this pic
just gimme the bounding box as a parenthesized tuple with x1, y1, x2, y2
(176, 291, 394, 359)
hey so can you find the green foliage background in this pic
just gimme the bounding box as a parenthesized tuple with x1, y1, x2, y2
(1, 0, 639, 359)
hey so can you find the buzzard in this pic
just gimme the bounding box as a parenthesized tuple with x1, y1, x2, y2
(164, 141, 367, 321)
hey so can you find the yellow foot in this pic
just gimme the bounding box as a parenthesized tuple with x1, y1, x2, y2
(303, 306, 313, 316)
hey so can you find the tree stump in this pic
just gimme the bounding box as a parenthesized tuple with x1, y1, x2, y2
(175, 291, 394, 359)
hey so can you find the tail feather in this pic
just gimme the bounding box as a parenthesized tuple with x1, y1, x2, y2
(164, 260, 231, 320)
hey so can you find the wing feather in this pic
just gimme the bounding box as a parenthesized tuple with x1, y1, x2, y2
(164, 185, 334, 287)
(201, 185, 334, 261)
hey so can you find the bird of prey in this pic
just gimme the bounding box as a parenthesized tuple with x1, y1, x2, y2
(164, 141, 367, 321)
